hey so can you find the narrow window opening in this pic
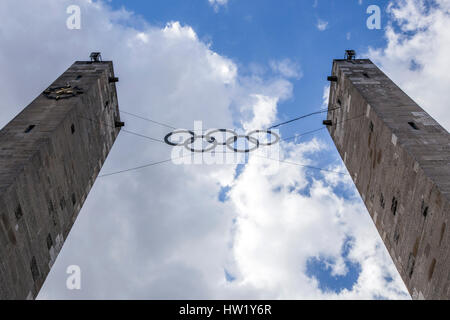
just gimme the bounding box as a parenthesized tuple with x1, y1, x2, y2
(408, 121, 420, 130)
(363, 72, 370, 78)
(76, 75, 82, 80)
(380, 193, 385, 209)
(394, 229, 400, 244)
(24, 125, 35, 133)
(369, 121, 374, 132)
(439, 223, 446, 246)
(407, 253, 415, 278)
(46, 233, 53, 250)
(421, 200, 429, 218)
(72, 193, 76, 206)
(71, 124, 75, 134)
(30, 256, 40, 282)
(391, 197, 398, 216)
(15, 205, 23, 220)
(428, 259, 436, 281)
(60, 196, 66, 210)
(337, 99, 342, 106)
(105, 101, 109, 109)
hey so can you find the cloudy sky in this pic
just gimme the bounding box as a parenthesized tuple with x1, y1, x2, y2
(1, 0, 449, 299)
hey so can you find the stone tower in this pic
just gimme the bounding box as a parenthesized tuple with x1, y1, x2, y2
(326, 54, 450, 299)
(0, 53, 122, 299)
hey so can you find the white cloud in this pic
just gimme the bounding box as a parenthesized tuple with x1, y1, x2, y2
(0, 0, 240, 299)
(317, 19, 328, 31)
(368, 0, 450, 131)
(0, 0, 430, 300)
(226, 140, 408, 299)
(241, 95, 278, 131)
(269, 58, 303, 79)
(208, 0, 229, 12)
(0, 0, 305, 299)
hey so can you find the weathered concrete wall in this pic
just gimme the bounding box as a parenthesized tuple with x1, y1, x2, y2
(0, 60, 121, 299)
(326, 59, 450, 299)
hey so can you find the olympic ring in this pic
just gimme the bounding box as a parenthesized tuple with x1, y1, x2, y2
(247, 130, 280, 146)
(226, 135, 259, 153)
(205, 129, 238, 146)
(164, 129, 280, 153)
(164, 130, 196, 146)
(184, 134, 218, 153)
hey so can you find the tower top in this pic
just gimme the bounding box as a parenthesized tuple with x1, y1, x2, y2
(89, 52, 102, 62)
(345, 50, 356, 61)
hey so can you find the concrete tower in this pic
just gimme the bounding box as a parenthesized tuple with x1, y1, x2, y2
(326, 53, 450, 299)
(0, 53, 122, 299)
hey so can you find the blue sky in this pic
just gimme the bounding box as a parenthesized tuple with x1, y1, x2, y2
(109, 0, 387, 140)
(306, 237, 361, 293)
(4, 0, 449, 299)
(105, 0, 388, 296)
(107, 0, 390, 176)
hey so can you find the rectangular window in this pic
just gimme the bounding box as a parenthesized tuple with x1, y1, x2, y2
(30, 256, 40, 282)
(421, 200, 429, 217)
(391, 197, 398, 215)
(24, 125, 35, 133)
(46, 233, 53, 250)
(408, 121, 419, 130)
(428, 259, 436, 281)
(15, 205, 23, 220)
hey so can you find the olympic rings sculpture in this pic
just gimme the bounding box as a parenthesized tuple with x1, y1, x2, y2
(164, 129, 280, 153)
